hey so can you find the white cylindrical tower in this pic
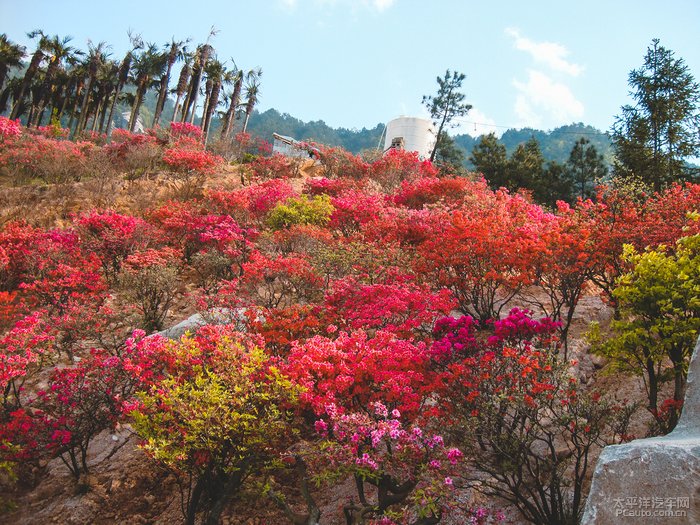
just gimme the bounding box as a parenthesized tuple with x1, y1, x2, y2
(383, 116, 436, 159)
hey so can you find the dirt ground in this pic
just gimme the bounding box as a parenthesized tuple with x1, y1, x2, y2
(1, 165, 655, 524)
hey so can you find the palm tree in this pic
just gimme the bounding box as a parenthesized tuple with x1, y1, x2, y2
(219, 64, 242, 139)
(241, 68, 262, 133)
(65, 62, 87, 132)
(201, 58, 230, 141)
(0, 77, 21, 114)
(95, 60, 120, 132)
(31, 34, 82, 126)
(0, 34, 25, 92)
(171, 52, 192, 122)
(152, 37, 188, 127)
(103, 33, 142, 137)
(128, 43, 166, 132)
(74, 41, 108, 136)
(181, 43, 213, 124)
(10, 30, 50, 120)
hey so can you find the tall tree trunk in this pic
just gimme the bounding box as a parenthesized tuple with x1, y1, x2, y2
(10, 50, 44, 120)
(128, 82, 147, 132)
(91, 99, 104, 132)
(75, 75, 94, 136)
(105, 86, 123, 137)
(66, 81, 84, 133)
(153, 44, 178, 127)
(203, 81, 220, 143)
(221, 76, 242, 139)
(171, 62, 190, 123)
(200, 77, 213, 129)
(183, 45, 211, 124)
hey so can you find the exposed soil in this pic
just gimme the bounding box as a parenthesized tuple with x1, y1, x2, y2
(1, 166, 655, 524)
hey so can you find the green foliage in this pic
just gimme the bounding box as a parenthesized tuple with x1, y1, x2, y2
(131, 335, 300, 524)
(592, 233, 700, 433)
(434, 130, 467, 174)
(469, 132, 508, 187)
(266, 195, 334, 230)
(422, 69, 472, 162)
(613, 39, 700, 190)
(566, 137, 608, 200)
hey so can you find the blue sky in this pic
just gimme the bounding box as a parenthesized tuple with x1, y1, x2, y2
(2, 0, 699, 136)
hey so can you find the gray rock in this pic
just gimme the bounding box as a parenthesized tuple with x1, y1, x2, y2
(581, 337, 700, 524)
(154, 308, 251, 340)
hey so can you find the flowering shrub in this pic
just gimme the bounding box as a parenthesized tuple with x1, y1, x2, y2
(285, 329, 431, 419)
(75, 130, 107, 145)
(313, 402, 464, 524)
(392, 176, 472, 209)
(34, 123, 70, 139)
(0, 116, 22, 142)
(249, 153, 303, 180)
(316, 145, 369, 179)
(329, 189, 385, 236)
(303, 176, 362, 197)
(369, 148, 438, 190)
(35, 349, 133, 480)
(418, 194, 534, 322)
(169, 121, 203, 141)
(0, 311, 54, 411)
(105, 129, 162, 177)
(119, 247, 181, 332)
(325, 275, 455, 338)
(0, 135, 97, 183)
(432, 308, 633, 525)
(162, 142, 223, 174)
(127, 328, 300, 525)
(206, 178, 298, 223)
(239, 252, 322, 309)
(76, 210, 154, 282)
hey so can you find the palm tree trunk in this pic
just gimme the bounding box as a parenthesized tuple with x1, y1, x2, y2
(153, 75, 169, 127)
(203, 81, 221, 143)
(200, 78, 213, 128)
(91, 99, 104, 132)
(10, 50, 44, 120)
(128, 83, 146, 132)
(66, 81, 83, 133)
(75, 75, 94, 136)
(105, 86, 122, 137)
(171, 62, 190, 123)
(221, 76, 242, 139)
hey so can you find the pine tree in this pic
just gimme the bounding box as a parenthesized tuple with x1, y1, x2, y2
(566, 137, 608, 199)
(422, 69, 472, 163)
(470, 132, 508, 188)
(612, 39, 700, 191)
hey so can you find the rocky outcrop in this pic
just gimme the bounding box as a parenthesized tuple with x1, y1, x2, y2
(155, 308, 250, 340)
(581, 338, 700, 524)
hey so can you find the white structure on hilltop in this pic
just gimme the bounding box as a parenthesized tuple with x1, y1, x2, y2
(382, 116, 436, 159)
(272, 133, 319, 159)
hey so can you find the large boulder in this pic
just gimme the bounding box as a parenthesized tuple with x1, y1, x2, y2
(581, 338, 700, 524)
(155, 308, 251, 340)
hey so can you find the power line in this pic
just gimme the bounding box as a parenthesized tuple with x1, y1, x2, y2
(451, 116, 613, 137)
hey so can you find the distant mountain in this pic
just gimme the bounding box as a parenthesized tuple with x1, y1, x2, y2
(244, 110, 614, 169)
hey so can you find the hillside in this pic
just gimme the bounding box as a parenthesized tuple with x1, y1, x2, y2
(242, 109, 614, 168)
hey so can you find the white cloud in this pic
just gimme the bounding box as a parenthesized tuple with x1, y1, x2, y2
(505, 27, 583, 77)
(279, 0, 298, 8)
(370, 0, 396, 11)
(513, 70, 584, 127)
